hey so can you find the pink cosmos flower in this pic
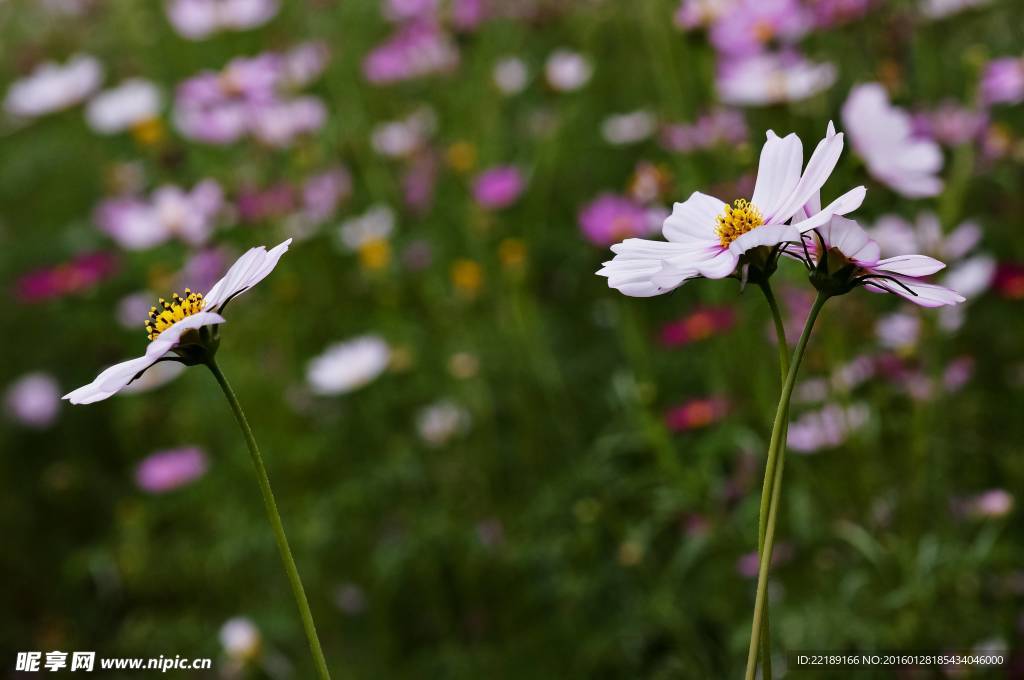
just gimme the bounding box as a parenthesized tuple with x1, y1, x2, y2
(136, 447, 208, 493)
(717, 51, 836, 106)
(363, 21, 458, 84)
(674, 0, 735, 30)
(659, 307, 736, 347)
(579, 194, 660, 247)
(15, 252, 118, 303)
(912, 102, 987, 147)
(472, 166, 525, 209)
(598, 123, 864, 296)
(166, 0, 279, 40)
(96, 180, 224, 250)
(842, 83, 944, 198)
(980, 57, 1024, 106)
(709, 0, 810, 58)
(659, 108, 747, 153)
(788, 402, 869, 453)
(799, 216, 965, 307)
(809, 0, 874, 28)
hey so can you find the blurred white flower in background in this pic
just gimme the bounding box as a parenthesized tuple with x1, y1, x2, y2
(219, 616, 262, 662)
(416, 400, 471, 447)
(371, 107, 436, 157)
(86, 79, 163, 134)
(601, 110, 657, 146)
(337, 205, 395, 251)
(545, 49, 592, 91)
(306, 336, 391, 396)
(876, 311, 921, 351)
(716, 51, 835, 106)
(920, 0, 991, 20)
(4, 373, 61, 428)
(166, 0, 279, 40)
(493, 56, 529, 95)
(3, 54, 103, 119)
(95, 180, 225, 250)
(788, 403, 869, 453)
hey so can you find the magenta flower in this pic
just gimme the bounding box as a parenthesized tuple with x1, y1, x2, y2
(472, 166, 525, 209)
(981, 57, 1024, 106)
(659, 307, 736, 347)
(579, 194, 659, 247)
(136, 447, 209, 493)
(362, 21, 458, 84)
(664, 397, 729, 431)
(15, 252, 118, 303)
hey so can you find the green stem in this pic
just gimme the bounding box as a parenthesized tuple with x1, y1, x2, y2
(755, 281, 791, 680)
(206, 359, 331, 680)
(744, 292, 828, 680)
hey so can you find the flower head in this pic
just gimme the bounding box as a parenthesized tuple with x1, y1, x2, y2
(3, 54, 103, 118)
(799, 216, 964, 306)
(716, 51, 836, 106)
(85, 79, 163, 134)
(63, 240, 292, 404)
(472, 166, 526, 209)
(842, 83, 944, 198)
(166, 0, 279, 40)
(598, 122, 864, 296)
(136, 447, 208, 493)
(306, 336, 390, 396)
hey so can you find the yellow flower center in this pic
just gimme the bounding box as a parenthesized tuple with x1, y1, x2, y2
(715, 198, 765, 247)
(145, 289, 205, 341)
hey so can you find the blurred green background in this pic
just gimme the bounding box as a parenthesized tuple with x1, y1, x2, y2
(2, 0, 1024, 677)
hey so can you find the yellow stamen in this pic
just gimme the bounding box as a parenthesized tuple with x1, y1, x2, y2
(715, 198, 765, 247)
(145, 288, 205, 341)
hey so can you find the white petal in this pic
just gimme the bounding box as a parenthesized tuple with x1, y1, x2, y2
(204, 238, 292, 310)
(662, 192, 725, 243)
(791, 186, 866, 233)
(769, 123, 844, 223)
(872, 254, 946, 277)
(817, 216, 880, 265)
(597, 238, 705, 296)
(728, 224, 800, 256)
(62, 312, 226, 405)
(751, 131, 803, 220)
(865, 276, 965, 307)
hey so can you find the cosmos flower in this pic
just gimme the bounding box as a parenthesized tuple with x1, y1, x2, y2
(306, 336, 390, 396)
(63, 240, 292, 404)
(799, 216, 965, 307)
(362, 20, 459, 84)
(980, 57, 1024, 106)
(95, 180, 224, 250)
(14, 252, 118, 303)
(3, 54, 103, 118)
(920, 0, 991, 20)
(416, 400, 471, 446)
(493, 56, 529, 95)
(601, 110, 657, 146)
(674, 0, 736, 30)
(4, 373, 61, 428)
(544, 49, 592, 91)
(371, 107, 436, 157)
(659, 306, 736, 347)
(664, 397, 729, 431)
(842, 83, 944, 198)
(598, 123, 864, 296)
(788, 403, 869, 453)
(219, 617, 262, 662)
(717, 51, 836, 106)
(708, 0, 810, 58)
(912, 102, 987, 147)
(472, 166, 526, 209)
(579, 193, 661, 247)
(135, 446, 209, 493)
(85, 79, 163, 134)
(166, 0, 279, 40)
(659, 108, 747, 153)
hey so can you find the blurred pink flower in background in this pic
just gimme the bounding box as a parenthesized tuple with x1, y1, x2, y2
(5, 373, 61, 428)
(85, 79, 163, 134)
(403, 152, 440, 214)
(237, 183, 296, 223)
(675, 0, 735, 31)
(177, 247, 232, 293)
(920, 0, 992, 20)
(659, 306, 736, 347)
(964, 489, 1014, 519)
(15, 252, 118, 303)
(472, 166, 525, 209)
(808, 0, 874, 28)
(709, 0, 809, 58)
(165, 0, 279, 40)
(95, 180, 224, 250)
(842, 83, 944, 198)
(3, 54, 103, 119)
(578, 194, 660, 247)
(717, 51, 836, 106)
(659, 108, 747, 153)
(981, 57, 1024, 106)
(664, 397, 729, 432)
(737, 543, 792, 577)
(788, 403, 869, 453)
(135, 447, 208, 493)
(912, 102, 987, 147)
(300, 166, 352, 224)
(363, 21, 459, 84)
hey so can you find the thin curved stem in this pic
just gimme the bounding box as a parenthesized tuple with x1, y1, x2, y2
(206, 359, 331, 680)
(754, 281, 791, 680)
(744, 292, 828, 680)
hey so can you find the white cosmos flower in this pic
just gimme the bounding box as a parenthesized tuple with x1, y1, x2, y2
(3, 54, 103, 118)
(306, 336, 390, 396)
(802, 216, 964, 307)
(598, 122, 865, 297)
(842, 83, 944, 198)
(166, 0, 280, 40)
(545, 49, 592, 91)
(63, 240, 292, 405)
(716, 51, 836, 106)
(85, 79, 163, 133)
